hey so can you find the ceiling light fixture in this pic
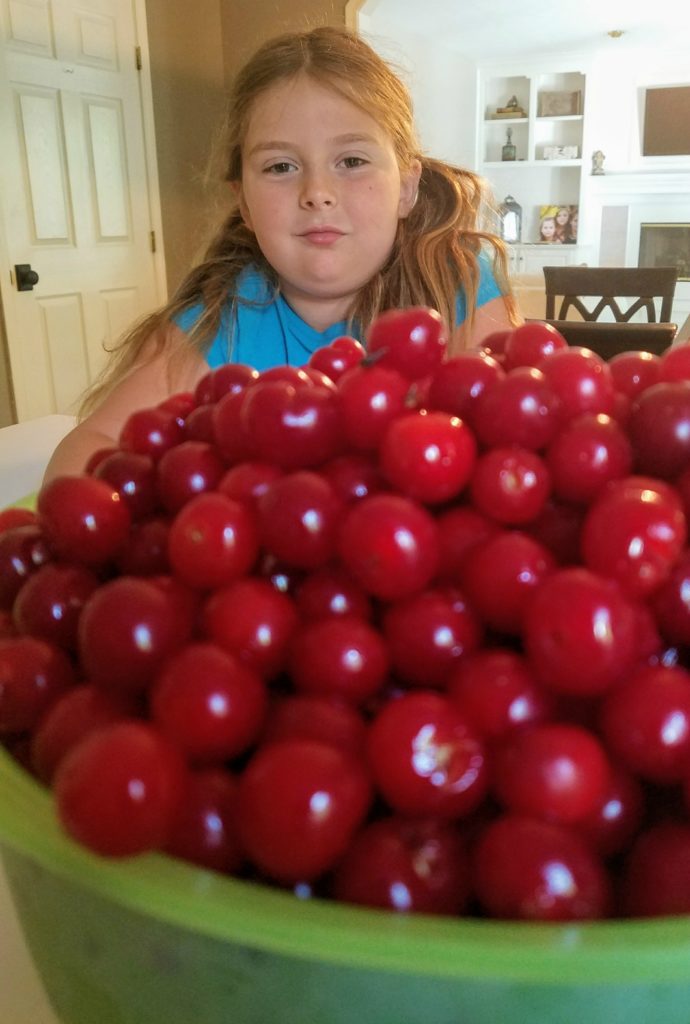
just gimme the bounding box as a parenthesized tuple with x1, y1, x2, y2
(607, 29, 624, 38)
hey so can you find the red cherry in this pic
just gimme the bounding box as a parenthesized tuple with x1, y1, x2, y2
(366, 307, 447, 381)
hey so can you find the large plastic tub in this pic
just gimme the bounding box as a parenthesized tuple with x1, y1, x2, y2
(3, 747, 690, 1024)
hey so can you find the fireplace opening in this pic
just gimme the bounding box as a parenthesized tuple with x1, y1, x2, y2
(639, 223, 690, 282)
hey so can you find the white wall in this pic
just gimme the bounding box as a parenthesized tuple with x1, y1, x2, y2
(359, 15, 477, 167)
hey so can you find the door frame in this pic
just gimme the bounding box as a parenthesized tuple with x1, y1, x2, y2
(0, 0, 168, 423)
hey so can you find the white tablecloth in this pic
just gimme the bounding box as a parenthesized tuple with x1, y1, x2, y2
(0, 415, 76, 507)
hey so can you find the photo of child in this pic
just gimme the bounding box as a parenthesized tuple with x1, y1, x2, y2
(538, 204, 578, 243)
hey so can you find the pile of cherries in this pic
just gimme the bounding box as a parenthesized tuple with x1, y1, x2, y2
(4, 307, 690, 923)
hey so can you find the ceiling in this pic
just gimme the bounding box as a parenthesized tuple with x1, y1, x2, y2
(360, 0, 690, 60)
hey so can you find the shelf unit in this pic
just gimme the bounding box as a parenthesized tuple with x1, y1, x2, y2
(478, 66, 589, 266)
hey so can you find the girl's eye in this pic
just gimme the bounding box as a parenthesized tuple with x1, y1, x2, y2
(340, 156, 368, 169)
(265, 161, 295, 175)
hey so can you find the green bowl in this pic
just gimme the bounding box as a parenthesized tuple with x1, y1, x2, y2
(3, 749, 690, 1024)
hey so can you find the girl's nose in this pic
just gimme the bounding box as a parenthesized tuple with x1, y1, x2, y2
(300, 170, 336, 209)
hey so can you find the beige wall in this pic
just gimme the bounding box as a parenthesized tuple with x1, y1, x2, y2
(220, 1, 347, 78)
(145, 0, 227, 294)
(146, 0, 347, 296)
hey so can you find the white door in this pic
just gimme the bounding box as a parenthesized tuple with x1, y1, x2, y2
(0, 0, 165, 422)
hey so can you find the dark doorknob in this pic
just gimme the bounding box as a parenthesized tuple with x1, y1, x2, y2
(15, 264, 40, 291)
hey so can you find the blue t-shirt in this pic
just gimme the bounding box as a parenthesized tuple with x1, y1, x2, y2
(175, 257, 501, 370)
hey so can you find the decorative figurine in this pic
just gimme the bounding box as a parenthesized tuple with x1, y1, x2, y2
(591, 150, 605, 175)
(502, 127, 517, 162)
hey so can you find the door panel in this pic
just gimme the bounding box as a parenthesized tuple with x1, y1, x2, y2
(0, 0, 163, 422)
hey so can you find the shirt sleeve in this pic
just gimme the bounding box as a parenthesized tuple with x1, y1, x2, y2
(455, 250, 503, 324)
(172, 302, 231, 369)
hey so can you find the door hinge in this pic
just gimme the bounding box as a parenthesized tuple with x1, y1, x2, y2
(150, 230, 156, 253)
(135, 45, 142, 71)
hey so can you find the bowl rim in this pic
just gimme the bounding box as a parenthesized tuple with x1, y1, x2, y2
(3, 747, 690, 985)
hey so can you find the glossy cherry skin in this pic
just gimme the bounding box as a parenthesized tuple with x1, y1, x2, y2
(503, 320, 568, 369)
(30, 683, 138, 784)
(608, 350, 662, 399)
(659, 342, 690, 383)
(538, 346, 616, 420)
(448, 648, 553, 741)
(119, 406, 184, 461)
(241, 380, 342, 469)
(236, 738, 372, 884)
(524, 567, 641, 696)
(365, 306, 447, 381)
(460, 530, 555, 635)
(165, 767, 243, 874)
(93, 449, 158, 521)
(433, 505, 499, 582)
(492, 723, 610, 825)
(168, 492, 260, 589)
(333, 816, 470, 915)
(599, 664, 690, 783)
(337, 494, 439, 601)
(12, 562, 100, 650)
(212, 389, 255, 463)
(0, 635, 75, 734)
(320, 452, 386, 504)
(470, 447, 551, 526)
(54, 721, 186, 857)
(78, 576, 189, 693)
(307, 335, 365, 381)
(261, 694, 367, 759)
(472, 367, 563, 451)
(38, 476, 131, 567)
(367, 691, 487, 819)
(426, 350, 505, 426)
(115, 516, 171, 577)
(288, 615, 389, 705)
(651, 550, 690, 644)
(577, 761, 645, 859)
(0, 524, 52, 610)
(217, 461, 284, 509)
(258, 471, 342, 570)
(151, 643, 268, 763)
(194, 363, 258, 404)
(0, 507, 37, 533)
(336, 363, 410, 451)
(472, 814, 611, 921)
(202, 576, 298, 678)
(621, 823, 690, 917)
(382, 586, 483, 688)
(156, 440, 226, 513)
(294, 565, 372, 622)
(379, 411, 477, 505)
(627, 381, 690, 479)
(581, 476, 686, 598)
(545, 413, 632, 505)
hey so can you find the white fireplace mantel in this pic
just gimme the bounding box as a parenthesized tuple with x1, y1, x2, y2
(584, 168, 690, 328)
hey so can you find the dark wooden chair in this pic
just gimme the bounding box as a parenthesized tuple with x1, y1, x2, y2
(543, 265, 678, 323)
(532, 319, 678, 359)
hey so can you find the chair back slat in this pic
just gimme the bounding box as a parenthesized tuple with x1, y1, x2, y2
(543, 266, 678, 323)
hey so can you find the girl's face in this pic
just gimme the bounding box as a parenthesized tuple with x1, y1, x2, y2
(237, 74, 420, 330)
(556, 208, 570, 226)
(541, 217, 556, 240)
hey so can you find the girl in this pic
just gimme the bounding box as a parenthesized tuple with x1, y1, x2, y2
(45, 25, 517, 479)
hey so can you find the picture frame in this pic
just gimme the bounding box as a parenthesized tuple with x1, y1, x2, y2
(537, 204, 578, 244)
(537, 90, 582, 117)
(639, 223, 690, 282)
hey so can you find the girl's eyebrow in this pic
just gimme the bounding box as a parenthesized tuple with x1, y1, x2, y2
(247, 132, 380, 156)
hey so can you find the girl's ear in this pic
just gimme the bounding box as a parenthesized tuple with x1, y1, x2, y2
(398, 158, 422, 219)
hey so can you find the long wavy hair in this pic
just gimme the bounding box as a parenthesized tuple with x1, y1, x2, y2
(81, 25, 516, 414)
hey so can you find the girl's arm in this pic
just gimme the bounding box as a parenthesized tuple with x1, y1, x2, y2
(452, 296, 519, 351)
(43, 330, 208, 482)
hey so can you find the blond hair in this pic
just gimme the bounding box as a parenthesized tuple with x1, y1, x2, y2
(82, 25, 516, 414)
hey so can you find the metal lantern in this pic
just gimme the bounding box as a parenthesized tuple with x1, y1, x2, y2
(499, 195, 522, 244)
